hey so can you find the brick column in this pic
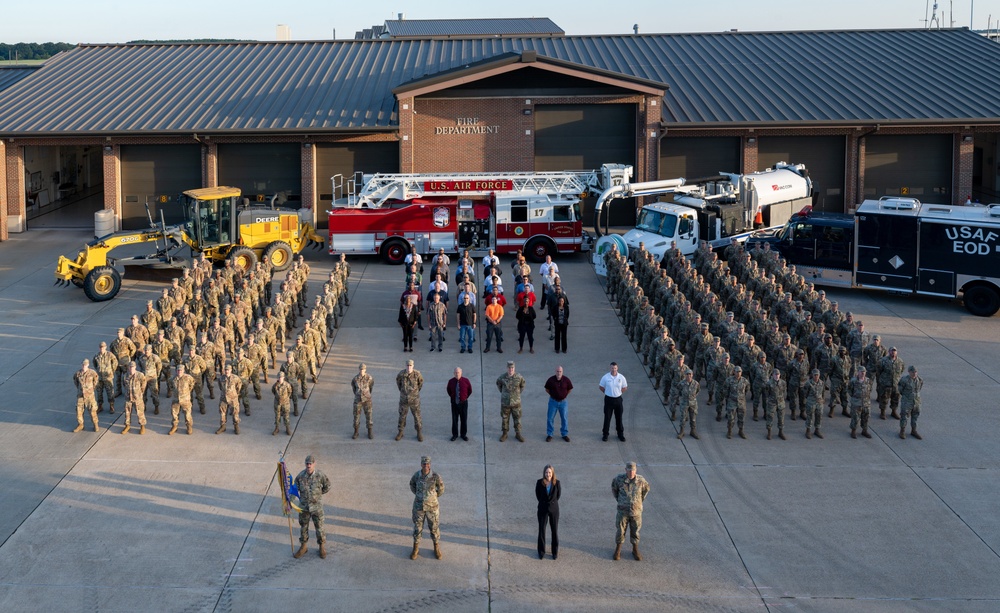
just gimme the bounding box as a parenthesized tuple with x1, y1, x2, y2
(204, 142, 218, 187)
(0, 141, 7, 241)
(845, 132, 859, 213)
(742, 136, 758, 173)
(5, 144, 26, 236)
(102, 145, 121, 230)
(300, 142, 316, 224)
(955, 133, 974, 205)
(398, 97, 414, 173)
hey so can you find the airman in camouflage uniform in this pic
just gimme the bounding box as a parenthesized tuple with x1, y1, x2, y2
(216, 364, 242, 434)
(272, 371, 293, 435)
(828, 346, 851, 418)
(121, 362, 147, 434)
(897, 365, 924, 440)
(804, 368, 825, 439)
(612, 461, 650, 562)
(749, 352, 772, 422)
(675, 369, 700, 440)
(496, 361, 527, 442)
(182, 346, 208, 414)
(863, 335, 887, 383)
(664, 354, 687, 419)
(232, 348, 255, 415)
(724, 366, 750, 439)
(141, 300, 163, 337)
(110, 328, 136, 397)
(703, 340, 725, 404)
(294, 336, 318, 385)
(351, 363, 375, 439)
(93, 342, 118, 413)
(281, 352, 307, 414)
(72, 359, 100, 433)
(170, 364, 196, 435)
(410, 456, 445, 560)
(125, 314, 150, 355)
(764, 369, 787, 440)
(396, 359, 424, 441)
(293, 455, 332, 559)
(877, 347, 905, 420)
(786, 350, 810, 420)
(137, 344, 162, 415)
(713, 353, 734, 421)
(848, 366, 873, 439)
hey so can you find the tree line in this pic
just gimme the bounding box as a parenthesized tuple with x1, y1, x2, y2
(0, 43, 75, 61)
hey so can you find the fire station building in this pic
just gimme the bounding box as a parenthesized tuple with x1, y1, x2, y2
(2, 22, 1000, 241)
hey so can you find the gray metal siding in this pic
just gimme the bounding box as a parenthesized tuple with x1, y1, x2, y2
(1, 29, 998, 135)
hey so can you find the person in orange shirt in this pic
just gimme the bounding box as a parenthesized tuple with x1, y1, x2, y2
(484, 296, 505, 353)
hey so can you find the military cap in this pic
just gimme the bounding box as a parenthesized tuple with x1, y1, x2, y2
(700, 323, 709, 329)
(824, 333, 833, 339)
(873, 334, 881, 340)
(145, 344, 153, 351)
(666, 340, 675, 346)
(811, 368, 820, 375)
(726, 312, 735, 318)
(845, 311, 853, 317)
(118, 327, 125, 333)
(819, 290, 826, 295)
(857, 366, 867, 373)
(82, 358, 90, 366)
(889, 346, 897, 352)
(794, 300, 803, 306)
(722, 353, 731, 360)
(421, 456, 432, 465)
(908, 365, 917, 373)
(625, 461, 637, 470)
(839, 346, 848, 354)
(656, 317, 664, 324)
(782, 333, 791, 341)
(733, 366, 743, 373)
(359, 363, 366, 370)
(796, 349, 805, 356)
(831, 301, 838, 306)
(684, 368, 693, 375)
(99, 341, 107, 348)
(304, 455, 315, 464)
(406, 359, 414, 366)
(147, 300, 154, 306)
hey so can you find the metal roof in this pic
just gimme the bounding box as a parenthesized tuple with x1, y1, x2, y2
(382, 18, 564, 38)
(1, 28, 998, 136)
(0, 67, 40, 92)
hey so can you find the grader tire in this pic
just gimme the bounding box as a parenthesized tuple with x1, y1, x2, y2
(264, 241, 294, 272)
(83, 266, 122, 302)
(228, 246, 258, 273)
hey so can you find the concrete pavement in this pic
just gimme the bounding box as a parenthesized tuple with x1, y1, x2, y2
(0, 229, 999, 612)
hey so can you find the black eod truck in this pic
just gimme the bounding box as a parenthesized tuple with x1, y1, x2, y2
(746, 197, 1000, 316)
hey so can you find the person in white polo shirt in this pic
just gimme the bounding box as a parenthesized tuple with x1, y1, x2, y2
(599, 362, 628, 442)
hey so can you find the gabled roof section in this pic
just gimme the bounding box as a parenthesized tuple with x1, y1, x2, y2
(393, 50, 667, 98)
(0, 28, 998, 136)
(0, 67, 40, 92)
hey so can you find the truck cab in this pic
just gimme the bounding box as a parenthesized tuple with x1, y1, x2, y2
(746, 207, 855, 287)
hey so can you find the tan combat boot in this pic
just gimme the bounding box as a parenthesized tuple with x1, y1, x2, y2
(318, 542, 327, 559)
(434, 543, 442, 560)
(753, 409, 759, 421)
(168, 424, 177, 435)
(139, 425, 146, 435)
(109, 404, 115, 414)
(72, 424, 84, 433)
(726, 425, 732, 439)
(417, 429, 424, 442)
(899, 427, 906, 439)
(187, 424, 193, 435)
(93, 422, 100, 432)
(410, 542, 419, 560)
(911, 429, 922, 440)
(233, 423, 240, 435)
(216, 425, 226, 434)
(368, 428, 373, 440)
(778, 429, 786, 440)
(395, 430, 404, 441)
(633, 544, 642, 561)
(850, 428, 857, 439)
(612, 544, 622, 561)
(286, 425, 292, 435)
(122, 425, 131, 434)
(352, 428, 359, 440)
(272, 426, 279, 435)
(738, 428, 747, 439)
(499, 431, 508, 442)
(862, 428, 872, 438)
(677, 427, 684, 440)
(766, 427, 772, 440)
(814, 429, 823, 439)
(515, 432, 524, 442)
(690, 427, 700, 440)
(293, 543, 307, 559)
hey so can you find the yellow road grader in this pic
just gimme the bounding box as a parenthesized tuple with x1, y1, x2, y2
(55, 186, 324, 301)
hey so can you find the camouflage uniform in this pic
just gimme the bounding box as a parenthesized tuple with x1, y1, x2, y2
(612, 468, 650, 547)
(713, 357, 735, 421)
(675, 372, 700, 439)
(496, 366, 527, 440)
(280, 356, 307, 413)
(137, 348, 162, 414)
(396, 365, 424, 439)
(724, 371, 750, 438)
(804, 372, 825, 437)
(93, 348, 118, 412)
(764, 373, 787, 438)
(848, 371, 873, 437)
(828, 349, 851, 416)
(410, 461, 445, 550)
(233, 352, 255, 414)
(182, 351, 208, 414)
(272, 375, 293, 434)
(217, 369, 242, 433)
(897, 369, 924, 438)
(351, 368, 375, 438)
(295, 464, 332, 547)
(786, 354, 810, 420)
(122, 366, 147, 432)
(171, 369, 196, 434)
(73, 363, 99, 431)
(877, 351, 905, 419)
(110, 332, 136, 396)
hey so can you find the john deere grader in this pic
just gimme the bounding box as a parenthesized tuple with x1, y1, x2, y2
(55, 187, 324, 302)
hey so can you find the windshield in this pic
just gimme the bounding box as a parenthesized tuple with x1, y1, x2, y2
(635, 209, 679, 238)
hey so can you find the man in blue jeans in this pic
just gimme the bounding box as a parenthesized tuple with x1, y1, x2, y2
(456, 292, 477, 353)
(544, 365, 574, 442)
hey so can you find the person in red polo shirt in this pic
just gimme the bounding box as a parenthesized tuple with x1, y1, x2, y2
(544, 366, 574, 442)
(446, 367, 472, 441)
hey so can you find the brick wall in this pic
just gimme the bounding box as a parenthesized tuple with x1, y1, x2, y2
(0, 140, 7, 242)
(5, 145, 25, 237)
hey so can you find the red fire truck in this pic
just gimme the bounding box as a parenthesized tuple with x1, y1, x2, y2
(328, 166, 632, 263)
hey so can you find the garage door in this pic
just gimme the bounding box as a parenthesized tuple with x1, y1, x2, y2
(864, 134, 952, 204)
(535, 104, 636, 226)
(218, 143, 301, 208)
(316, 142, 399, 228)
(660, 137, 741, 180)
(759, 136, 845, 213)
(120, 145, 201, 229)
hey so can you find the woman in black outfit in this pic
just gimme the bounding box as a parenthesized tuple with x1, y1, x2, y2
(516, 302, 536, 353)
(535, 464, 561, 559)
(549, 295, 569, 353)
(398, 298, 419, 351)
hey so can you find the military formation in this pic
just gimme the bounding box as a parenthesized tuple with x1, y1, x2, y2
(605, 239, 925, 441)
(71, 252, 353, 435)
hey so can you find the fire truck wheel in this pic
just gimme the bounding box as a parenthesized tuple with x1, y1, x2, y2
(525, 237, 556, 263)
(264, 241, 294, 272)
(381, 239, 409, 265)
(963, 284, 1000, 317)
(228, 246, 258, 273)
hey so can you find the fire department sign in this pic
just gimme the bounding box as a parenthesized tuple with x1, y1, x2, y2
(433, 207, 450, 228)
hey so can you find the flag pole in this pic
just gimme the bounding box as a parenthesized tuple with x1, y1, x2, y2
(278, 454, 296, 554)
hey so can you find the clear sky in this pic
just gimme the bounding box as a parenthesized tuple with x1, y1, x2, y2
(0, 0, 993, 44)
